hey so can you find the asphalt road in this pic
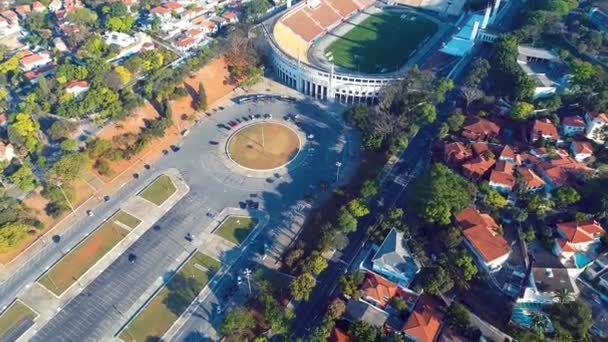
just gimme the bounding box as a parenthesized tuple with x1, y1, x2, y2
(5, 96, 357, 341)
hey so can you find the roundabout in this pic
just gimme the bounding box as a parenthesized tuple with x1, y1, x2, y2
(226, 121, 301, 171)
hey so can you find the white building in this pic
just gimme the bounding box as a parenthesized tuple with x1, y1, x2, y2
(19, 52, 52, 71)
(103, 32, 153, 62)
(584, 111, 608, 143)
(0, 142, 15, 162)
(517, 45, 569, 99)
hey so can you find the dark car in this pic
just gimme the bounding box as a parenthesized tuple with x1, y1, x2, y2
(209, 141, 219, 145)
(218, 106, 225, 110)
(128, 253, 137, 263)
(235, 118, 242, 123)
(170, 145, 180, 152)
(263, 114, 271, 119)
(103, 195, 110, 202)
(248, 114, 254, 120)
(162, 149, 169, 155)
(185, 233, 193, 242)
(229, 121, 238, 127)
(242, 116, 249, 121)
(133, 173, 139, 179)
(254, 114, 261, 119)
(144, 164, 151, 170)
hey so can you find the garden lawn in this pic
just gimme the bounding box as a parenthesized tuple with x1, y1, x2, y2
(120, 252, 220, 342)
(139, 175, 177, 206)
(214, 216, 257, 245)
(325, 11, 437, 73)
(0, 300, 37, 339)
(38, 212, 133, 296)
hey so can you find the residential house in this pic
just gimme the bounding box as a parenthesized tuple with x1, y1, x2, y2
(23, 64, 55, 84)
(222, 10, 238, 23)
(63, 0, 83, 12)
(103, 32, 153, 62)
(517, 45, 569, 99)
(489, 160, 515, 193)
(584, 111, 608, 143)
(66, 80, 89, 97)
(53, 37, 69, 52)
(173, 37, 196, 52)
(329, 327, 354, 342)
(197, 18, 219, 35)
(0, 142, 15, 162)
(162, 1, 184, 14)
(462, 155, 495, 180)
(1, 10, 18, 22)
(455, 207, 511, 272)
(403, 295, 444, 342)
(150, 6, 172, 20)
(516, 166, 545, 192)
(553, 220, 605, 264)
(14, 4, 31, 18)
(461, 116, 500, 141)
(499, 145, 515, 163)
(520, 267, 578, 304)
(583, 253, 608, 280)
(443, 141, 472, 166)
(31, 1, 46, 12)
(530, 118, 560, 142)
(360, 272, 402, 309)
(562, 115, 586, 137)
(184, 28, 205, 42)
(48, 0, 62, 12)
(344, 299, 393, 329)
(0, 114, 8, 128)
(19, 52, 52, 71)
(570, 141, 593, 162)
(370, 229, 420, 288)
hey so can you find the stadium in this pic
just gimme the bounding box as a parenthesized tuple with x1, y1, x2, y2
(263, 0, 460, 104)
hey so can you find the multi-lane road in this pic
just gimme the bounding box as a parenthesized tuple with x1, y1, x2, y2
(1, 94, 358, 341)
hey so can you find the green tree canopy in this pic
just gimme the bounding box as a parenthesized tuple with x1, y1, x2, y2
(290, 273, 316, 301)
(220, 307, 256, 337)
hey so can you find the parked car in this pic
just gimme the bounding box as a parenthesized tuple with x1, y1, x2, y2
(86, 210, 93, 217)
(128, 253, 137, 263)
(228, 121, 238, 127)
(181, 129, 190, 136)
(254, 114, 262, 119)
(209, 141, 219, 145)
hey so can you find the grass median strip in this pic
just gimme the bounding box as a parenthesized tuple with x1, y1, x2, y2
(120, 252, 220, 342)
(0, 300, 37, 339)
(139, 175, 177, 206)
(214, 216, 257, 245)
(38, 212, 135, 296)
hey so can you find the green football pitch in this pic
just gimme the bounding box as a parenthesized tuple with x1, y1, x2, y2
(325, 11, 437, 73)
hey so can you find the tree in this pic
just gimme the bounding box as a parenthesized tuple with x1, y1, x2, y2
(553, 186, 580, 207)
(486, 189, 508, 209)
(360, 179, 379, 198)
(460, 86, 484, 109)
(418, 266, 454, 295)
(0, 222, 31, 253)
(60, 139, 78, 152)
(48, 153, 90, 182)
(571, 61, 595, 85)
(446, 302, 470, 333)
(47, 120, 78, 141)
(220, 307, 256, 337)
(290, 273, 316, 301)
(349, 320, 378, 342)
(197, 82, 207, 111)
(527, 194, 554, 216)
(9, 112, 39, 151)
(340, 271, 364, 298)
(336, 207, 357, 233)
(347, 198, 370, 217)
(362, 130, 384, 151)
(304, 255, 328, 275)
(454, 250, 478, 282)
(555, 288, 574, 304)
(440, 226, 463, 249)
(344, 104, 371, 128)
(408, 163, 476, 225)
(388, 296, 409, 315)
(548, 300, 592, 340)
(446, 111, 466, 132)
(67, 8, 98, 26)
(510, 101, 535, 121)
(8, 165, 37, 191)
(326, 298, 346, 320)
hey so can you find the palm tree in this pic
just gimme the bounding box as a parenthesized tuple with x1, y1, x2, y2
(531, 312, 548, 335)
(555, 288, 573, 304)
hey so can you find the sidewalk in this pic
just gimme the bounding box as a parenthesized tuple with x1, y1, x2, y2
(16, 170, 190, 342)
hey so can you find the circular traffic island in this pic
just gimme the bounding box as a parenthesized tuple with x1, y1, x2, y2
(227, 122, 301, 171)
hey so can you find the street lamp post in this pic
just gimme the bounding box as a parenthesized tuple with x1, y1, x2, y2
(243, 268, 252, 294)
(335, 161, 342, 183)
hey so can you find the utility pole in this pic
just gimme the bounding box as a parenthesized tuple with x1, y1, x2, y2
(243, 268, 252, 294)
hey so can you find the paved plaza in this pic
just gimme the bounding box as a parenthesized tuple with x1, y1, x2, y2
(0, 81, 359, 342)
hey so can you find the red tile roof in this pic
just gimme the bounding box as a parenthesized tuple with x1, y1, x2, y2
(455, 207, 499, 230)
(444, 142, 472, 165)
(174, 37, 195, 47)
(66, 80, 88, 89)
(531, 119, 560, 141)
(499, 145, 515, 160)
(516, 167, 545, 189)
(162, 1, 182, 9)
(151, 6, 170, 14)
(557, 220, 605, 244)
(1, 10, 18, 20)
(360, 272, 400, 309)
(462, 117, 500, 141)
(222, 10, 238, 21)
(14, 4, 31, 14)
(462, 156, 495, 179)
(556, 238, 576, 253)
(571, 141, 593, 155)
(562, 116, 586, 128)
(329, 327, 355, 342)
(489, 162, 515, 188)
(587, 111, 608, 123)
(455, 208, 510, 263)
(403, 295, 443, 342)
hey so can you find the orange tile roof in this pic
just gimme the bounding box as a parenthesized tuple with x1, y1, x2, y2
(495, 160, 513, 174)
(444, 142, 472, 164)
(222, 10, 238, 20)
(162, 1, 182, 9)
(174, 37, 195, 47)
(562, 116, 586, 128)
(542, 166, 568, 187)
(360, 272, 400, 309)
(329, 327, 355, 342)
(463, 224, 511, 263)
(462, 117, 500, 141)
(1, 10, 17, 20)
(20, 53, 48, 67)
(571, 141, 593, 155)
(14, 4, 31, 14)
(557, 220, 605, 244)
(403, 295, 443, 342)
(588, 111, 608, 123)
(186, 28, 203, 37)
(556, 238, 576, 253)
(516, 167, 545, 189)
(462, 156, 495, 178)
(151, 6, 170, 14)
(500, 145, 515, 160)
(489, 170, 515, 188)
(455, 207, 499, 230)
(66, 80, 88, 89)
(531, 119, 560, 141)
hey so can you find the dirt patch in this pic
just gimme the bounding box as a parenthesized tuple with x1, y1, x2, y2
(0, 180, 94, 264)
(98, 102, 160, 141)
